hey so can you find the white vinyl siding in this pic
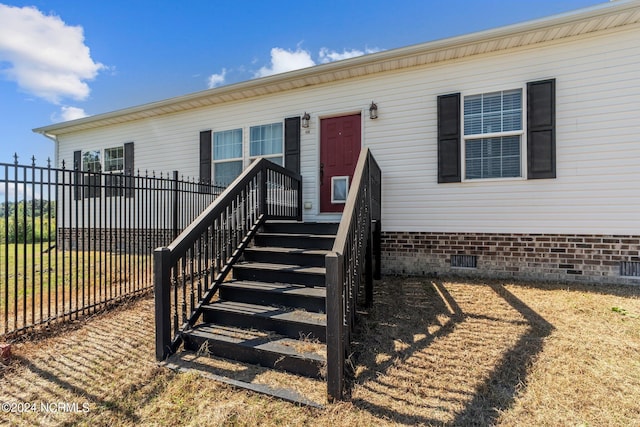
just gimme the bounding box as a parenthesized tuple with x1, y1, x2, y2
(54, 25, 640, 235)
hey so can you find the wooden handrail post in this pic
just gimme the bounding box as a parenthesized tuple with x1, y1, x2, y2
(325, 252, 345, 402)
(297, 176, 303, 222)
(154, 247, 172, 361)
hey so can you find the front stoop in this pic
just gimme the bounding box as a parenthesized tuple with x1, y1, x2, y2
(175, 221, 338, 405)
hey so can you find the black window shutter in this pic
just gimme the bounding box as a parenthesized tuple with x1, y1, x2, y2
(437, 93, 461, 183)
(284, 116, 301, 175)
(73, 150, 82, 200)
(124, 142, 134, 197)
(199, 130, 212, 185)
(527, 79, 556, 179)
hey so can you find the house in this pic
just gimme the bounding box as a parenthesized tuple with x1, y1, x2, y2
(35, 0, 640, 286)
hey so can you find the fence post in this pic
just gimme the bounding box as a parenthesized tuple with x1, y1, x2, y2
(172, 171, 179, 240)
(154, 247, 172, 361)
(325, 252, 345, 402)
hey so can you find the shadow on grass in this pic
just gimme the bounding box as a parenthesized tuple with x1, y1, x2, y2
(493, 278, 640, 299)
(349, 277, 554, 426)
(0, 298, 167, 425)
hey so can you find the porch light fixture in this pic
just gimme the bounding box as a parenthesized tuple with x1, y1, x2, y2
(369, 101, 378, 119)
(301, 112, 311, 128)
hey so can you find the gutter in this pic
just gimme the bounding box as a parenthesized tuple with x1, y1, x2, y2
(38, 132, 59, 166)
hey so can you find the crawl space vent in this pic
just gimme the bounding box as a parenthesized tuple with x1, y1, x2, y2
(620, 261, 640, 277)
(451, 255, 477, 269)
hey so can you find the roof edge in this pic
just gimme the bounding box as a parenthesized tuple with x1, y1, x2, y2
(33, 0, 640, 136)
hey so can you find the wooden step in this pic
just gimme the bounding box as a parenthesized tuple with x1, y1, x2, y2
(219, 281, 326, 313)
(254, 233, 335, 250)
(233, 262, 326, 287)
(202, 300, 326, 342)
(243, 246, 330, 268)
(262, 221, 339, 235)
(183, 324, 326, 378)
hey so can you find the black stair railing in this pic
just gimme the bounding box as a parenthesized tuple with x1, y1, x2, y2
(325, 147, 382, 402)
(154, 159, 302, 361)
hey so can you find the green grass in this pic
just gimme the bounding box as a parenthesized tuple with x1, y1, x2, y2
(0, 216, 56, 244)
(0, 242, 152, 333)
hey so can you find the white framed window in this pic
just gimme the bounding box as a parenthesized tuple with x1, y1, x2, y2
(331, 176, 349, 204)
(213, 128, 243, 186)
(82, 150, 101, 173)
(463, 89, 523, 180)
(104, 146, 124, 173)
(81, 145, 130, 198)
(81, 150, 102, 198)
(249, 122, 283, 166)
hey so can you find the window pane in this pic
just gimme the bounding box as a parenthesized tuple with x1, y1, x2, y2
(465, 137, 521, 179)
(502, 156, 521, 177)
(104, 147, 124, 172)
(482, 92, 502, 112)
(82, 151, 101, 172)
(465, 158, 482, 180)
(464, 89, 522, 135)
(502, 111, 522, 132)
(214, 129, 242, 160)
(502, 136, 520, 156)
(332, 177, 349, 203)
(502, 90, 521, 111)
(214, 161, 243, 186)
(464, 95, 482, 135)
(482, 113, 502, 134)
(250, 123, 283, 157)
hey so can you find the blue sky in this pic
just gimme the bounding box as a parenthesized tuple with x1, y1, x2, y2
(0, 0, 603, 166)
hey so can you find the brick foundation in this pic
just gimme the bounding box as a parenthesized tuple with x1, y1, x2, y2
(58, 228, 175, 254)
(382, 232, 640, 285)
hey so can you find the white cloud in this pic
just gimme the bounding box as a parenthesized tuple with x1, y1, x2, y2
(50, 105, 88, 123)
(252, 45, 383, 79)
(319, 47, 380, 63)
(60, 106, 88, 121)
(254, 47, 315, 78)
(0, 4, 104, 103)
(207, 68, 226, 88)
(0, 182, 42, 201)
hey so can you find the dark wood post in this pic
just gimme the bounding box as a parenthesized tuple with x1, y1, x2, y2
(296, 175, 303, 222)
(325, 252, 344, 402)
(154, 247, 172, 361)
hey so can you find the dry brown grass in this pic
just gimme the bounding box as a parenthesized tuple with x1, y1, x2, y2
(0, 277, 638, 426)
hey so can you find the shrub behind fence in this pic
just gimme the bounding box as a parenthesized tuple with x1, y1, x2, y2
(0, 158, 224, 338)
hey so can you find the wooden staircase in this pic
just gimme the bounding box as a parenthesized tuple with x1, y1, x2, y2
(181, 221, 338, 381)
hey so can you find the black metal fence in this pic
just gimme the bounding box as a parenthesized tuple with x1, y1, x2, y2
(1, 157, 224, 338)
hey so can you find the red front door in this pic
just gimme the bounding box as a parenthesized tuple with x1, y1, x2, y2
(320, 114, 361, 213)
